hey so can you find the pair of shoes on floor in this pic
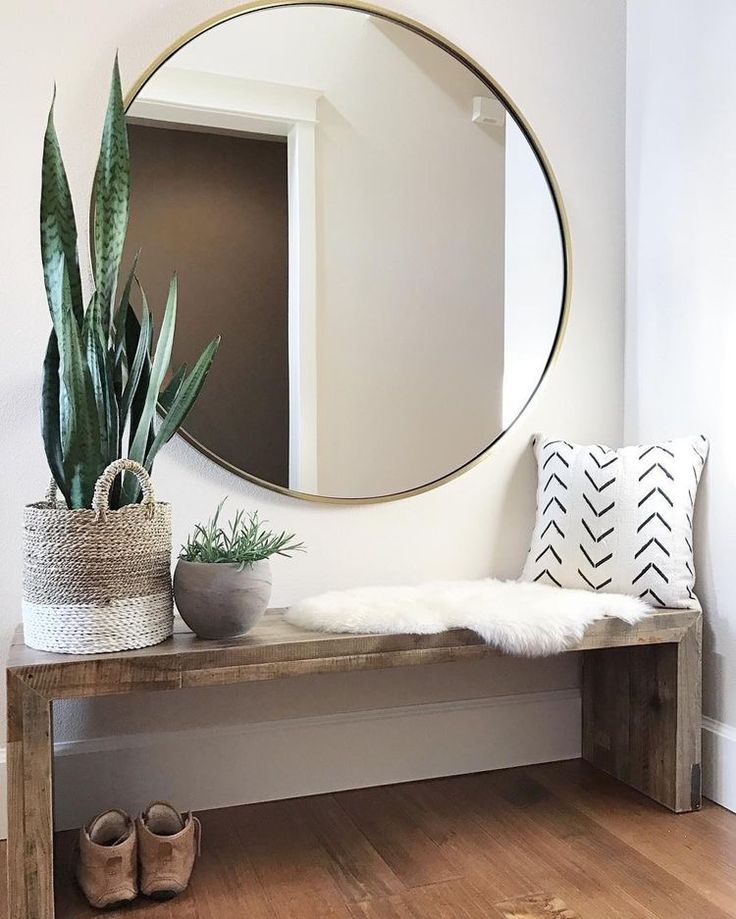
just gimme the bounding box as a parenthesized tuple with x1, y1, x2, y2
(76, 801, 201, 909)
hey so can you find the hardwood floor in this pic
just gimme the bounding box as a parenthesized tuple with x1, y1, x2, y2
(3, 760, 736, 918)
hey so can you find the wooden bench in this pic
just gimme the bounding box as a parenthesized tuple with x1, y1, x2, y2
(6, 605, 702, 919)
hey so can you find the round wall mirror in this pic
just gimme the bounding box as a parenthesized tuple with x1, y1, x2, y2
(125, 2, 568, 501)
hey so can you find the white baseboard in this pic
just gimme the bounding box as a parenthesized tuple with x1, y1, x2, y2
(0, 688, 582, 839)
(703, 716, 736, 813)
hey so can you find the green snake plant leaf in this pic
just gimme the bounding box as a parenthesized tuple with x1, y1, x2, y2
(41, 329, 71, 506)
(83, 299, 119, 465)
(56, 260, 104, 508)
(128, 274, 177, 466)
(45, 249, 71, 349)
(113, 249, 140, 367)
(93, 56, 130, 336)
(120, 282, 163, 506)
(120, 299, 151, 427)
(83, 299, 106, 437)
(82, 291, 105, 350)
(144, 335, 221, 469)
(112, 252, 140, 406)
(118, 296, 154, 506)
(41, 94, 83, 326)
(159, 362, 188, 413)
(125, 295, 154, 452)
(102, 344, 123, 508)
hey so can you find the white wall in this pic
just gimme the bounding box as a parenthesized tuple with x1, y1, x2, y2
(0, 0, 626, 835)
(625, 0, 736, 811)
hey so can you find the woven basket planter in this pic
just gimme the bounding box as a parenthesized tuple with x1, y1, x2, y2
(22, 459, 173, 654)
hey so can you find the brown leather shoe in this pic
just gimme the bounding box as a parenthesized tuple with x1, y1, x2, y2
(136, 802, 200, 900)
(75, 809, 138, 909)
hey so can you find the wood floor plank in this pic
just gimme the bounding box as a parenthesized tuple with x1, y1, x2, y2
(335, 784, 464, 889)
(295, 793, 405, 903)
(17, 760, 736, 918)
(347, 877, 506, 918)
(496, 893, 580, 918)
(436, 773, 650, 919)
(457, 769, 734, 919)
(393, 778, 536, 902)
(226, 799, 354, 917)
(526, 760, 736, 916)
(189, 807, 275, 919)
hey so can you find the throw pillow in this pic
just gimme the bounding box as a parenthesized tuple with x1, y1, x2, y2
(520, 434, 708, 608)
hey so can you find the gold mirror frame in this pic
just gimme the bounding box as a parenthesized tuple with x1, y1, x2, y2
(126, 0, 572, 504)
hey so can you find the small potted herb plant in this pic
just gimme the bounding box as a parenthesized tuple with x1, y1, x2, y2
(174, 501, 304, 639)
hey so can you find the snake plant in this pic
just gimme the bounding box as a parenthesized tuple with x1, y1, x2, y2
(40, 59, 220, 509)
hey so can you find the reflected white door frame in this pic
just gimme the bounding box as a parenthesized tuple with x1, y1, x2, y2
(128, 67, 321, 492)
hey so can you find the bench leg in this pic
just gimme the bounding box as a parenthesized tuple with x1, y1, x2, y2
(7, 671, 55, 918)
(582, 614, 702, 813)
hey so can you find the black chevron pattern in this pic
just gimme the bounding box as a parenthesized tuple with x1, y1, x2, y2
(582, 519, 613, 543)
(529, 440, 568, 587)
(633, 444, 677, 607)
(591, 451, 618, 470)
(634, 537, 670, 559)
(540, 520, 565, 540)
(543, 496, 567, 515)
(525, 436, 707, 608)
(534, 568, 561, 587)
(639, 444, 675, 460)
(543, 451, 570, 470)
(638, 512, 672, 533)
(536, 544, 562, 565)
(580, 545, 613, 568)
(583, 494, 615, 517)
(638, 487, 674, 508)
(681, 437, 708, 605)
(632, 562, 669, 585)
(639, 462, 674, 482)
(585, 470, 616, 492)
(579, 570, 612, 590)
(577, 446, 618, 590)
(639, 588, 666, 606)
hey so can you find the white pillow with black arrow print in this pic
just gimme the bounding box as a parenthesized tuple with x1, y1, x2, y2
(520, 434, 708, 608)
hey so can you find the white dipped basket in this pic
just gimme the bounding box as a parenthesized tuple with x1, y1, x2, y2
(22, 459, 173, 654)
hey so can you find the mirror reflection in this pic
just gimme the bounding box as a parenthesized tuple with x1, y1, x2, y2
(126, 5, 565, 499)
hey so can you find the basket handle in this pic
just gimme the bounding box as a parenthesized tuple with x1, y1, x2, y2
(92, 459, 156, 521)
(45, 479, 59, 506)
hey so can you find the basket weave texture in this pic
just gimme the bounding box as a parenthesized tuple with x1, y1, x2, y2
(22, 459, 173, 654)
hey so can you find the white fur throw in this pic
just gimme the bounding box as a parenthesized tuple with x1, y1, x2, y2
(287, 579, 650, 657)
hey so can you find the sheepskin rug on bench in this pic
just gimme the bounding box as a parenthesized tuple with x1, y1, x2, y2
(286, 579, 649, 657)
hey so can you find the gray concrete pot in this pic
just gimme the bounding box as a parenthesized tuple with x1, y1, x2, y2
(173, 559, 272, 639)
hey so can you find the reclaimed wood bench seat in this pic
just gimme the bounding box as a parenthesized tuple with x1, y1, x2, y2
(7, 605, 702, 918)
